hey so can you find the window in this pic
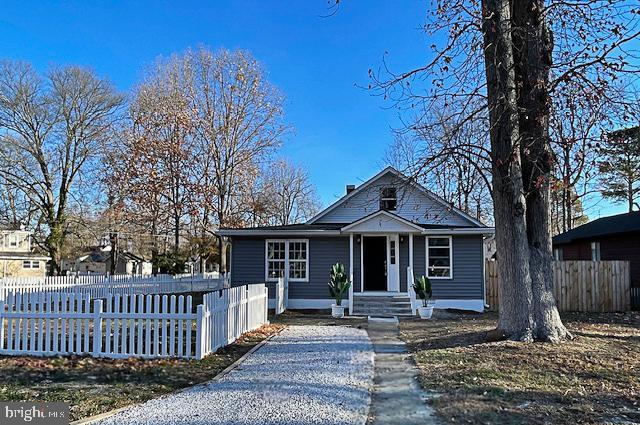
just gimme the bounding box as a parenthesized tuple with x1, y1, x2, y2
(266, 239, 309, 282)
(22, 260, 39, 269)
(288, 241, 308, 280)
(380, 187, 397, 211)
(426, 236, 452, 278)
(591, 242, 601, 261)
(8, 234, 18, 248)
(553, 248, 563, 261)
(266, 241, 286, 279)
(389, 240, 396, 265)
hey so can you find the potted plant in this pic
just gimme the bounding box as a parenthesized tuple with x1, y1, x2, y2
(328, 262, 351, 318)
(413, 275, 434, 319)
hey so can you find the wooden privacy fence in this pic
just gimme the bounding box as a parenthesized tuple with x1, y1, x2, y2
(485, 260, 631, 312)
(0, 284, 268, 360)
(0, 273, 223, 301)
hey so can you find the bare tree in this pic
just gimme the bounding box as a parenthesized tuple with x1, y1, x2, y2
(185, 48, 287, 271)
(386, 100, 493, 223)
(368, 0, 639, 341)
(263, 159, 321, 226)
(0, 61, 123, 274)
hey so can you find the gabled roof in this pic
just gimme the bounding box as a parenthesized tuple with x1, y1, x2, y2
(553, 211, 640, 244)
(341, 210, 425, 233)
(306, 166, 485, 227)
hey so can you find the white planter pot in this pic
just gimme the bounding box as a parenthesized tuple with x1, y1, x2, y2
(331, 304, 345, 318)
(417, 305, 434, 319)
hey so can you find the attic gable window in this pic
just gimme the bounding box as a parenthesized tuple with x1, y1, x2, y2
(380, 187, 397, 211)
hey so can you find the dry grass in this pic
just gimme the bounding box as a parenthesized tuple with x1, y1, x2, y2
(401, 311, 640, 425)
(0, 323, 283, 422)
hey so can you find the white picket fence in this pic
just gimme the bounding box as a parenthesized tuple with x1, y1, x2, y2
(274, 277, 289, 315)
(0, 273, 223, 301)
(0, 284, 268, 360)
(197, 284, 269, 357)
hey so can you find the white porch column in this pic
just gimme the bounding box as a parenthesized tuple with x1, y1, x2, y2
(409, 233, 414, 271)
(409, 233, 416, 315)
(349, 234, 354, 315)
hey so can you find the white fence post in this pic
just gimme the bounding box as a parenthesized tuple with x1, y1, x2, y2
(0, 300, 4, 351)
(195, 304, 205, 360)
(284, 276, 289, 310)
(92, 299, 103, 356)
(275, 277, 284, 315)
(264, 286, 269, 324)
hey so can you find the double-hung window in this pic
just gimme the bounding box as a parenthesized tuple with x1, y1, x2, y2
(22, 260, 39, 269)
(380, 187, 397, 211)
(266, 239, 309, 282)
(426, 236, 452, 278)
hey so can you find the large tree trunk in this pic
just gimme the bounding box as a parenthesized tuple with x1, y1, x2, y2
(482, 0, 534, 340)
(512, 0, 569, 341)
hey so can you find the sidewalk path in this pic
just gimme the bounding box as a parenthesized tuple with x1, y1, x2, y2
(95, 325, 374, 425)
(366, 320, 438, 425)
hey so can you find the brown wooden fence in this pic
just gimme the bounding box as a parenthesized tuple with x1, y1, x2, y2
(485, 260, 631, 312)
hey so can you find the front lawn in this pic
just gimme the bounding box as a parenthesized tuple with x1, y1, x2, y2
(401, 311, 640, 425)
(0, 323, 283, 422)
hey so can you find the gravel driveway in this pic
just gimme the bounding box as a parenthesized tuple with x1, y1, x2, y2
(94, 325, 374, 425)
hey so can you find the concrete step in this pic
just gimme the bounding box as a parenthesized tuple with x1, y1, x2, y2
(351, 294, 414, 316)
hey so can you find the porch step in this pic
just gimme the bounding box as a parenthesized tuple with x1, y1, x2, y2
(351, 295, 414, 316)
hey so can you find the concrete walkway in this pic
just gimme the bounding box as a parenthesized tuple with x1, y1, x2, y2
(366, 320, 438, 425)
(94, 326, 374, 425)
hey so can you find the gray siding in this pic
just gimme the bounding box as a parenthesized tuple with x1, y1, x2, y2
(230, 234, 483, 301)
(315, 172, 475, 226)
(399, 236, 409, 292)
(230, 236, 350, 299)
(353, 237, 361, 292)
(412, 235, 483, 299)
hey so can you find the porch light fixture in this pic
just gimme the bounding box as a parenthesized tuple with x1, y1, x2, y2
(400, 236, 405, 243)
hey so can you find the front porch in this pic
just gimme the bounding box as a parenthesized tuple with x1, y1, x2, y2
(342, 210, 425, 315)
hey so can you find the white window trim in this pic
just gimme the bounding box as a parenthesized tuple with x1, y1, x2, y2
(380, 186, 398, 211)
(426, 235, 453, 280)
(265, 239, 309, 283)
(22, 260, 38, 269)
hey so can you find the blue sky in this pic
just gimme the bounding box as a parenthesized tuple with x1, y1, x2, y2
(0, 0, 628, 218)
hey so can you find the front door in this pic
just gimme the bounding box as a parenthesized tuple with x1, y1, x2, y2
(387, 234, 400, 291)
(363, 236, 386, 291)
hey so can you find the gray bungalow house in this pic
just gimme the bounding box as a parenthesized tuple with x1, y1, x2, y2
(219, 167, 494, 315)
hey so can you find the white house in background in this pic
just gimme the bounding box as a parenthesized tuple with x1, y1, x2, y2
(0, 229, 50, 277)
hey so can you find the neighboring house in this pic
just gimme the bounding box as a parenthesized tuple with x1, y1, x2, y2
(68, 251, 109, 274)
(484, 235, 497, 260)
(0, 229, 50, 278)
(106, 251, 153, 275)
(64, 249, 153, 276)
(553, 211, 640, 288)
(219, 167, 494, 314)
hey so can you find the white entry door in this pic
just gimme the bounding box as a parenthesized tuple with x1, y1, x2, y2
(387, 235, 400, 291)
